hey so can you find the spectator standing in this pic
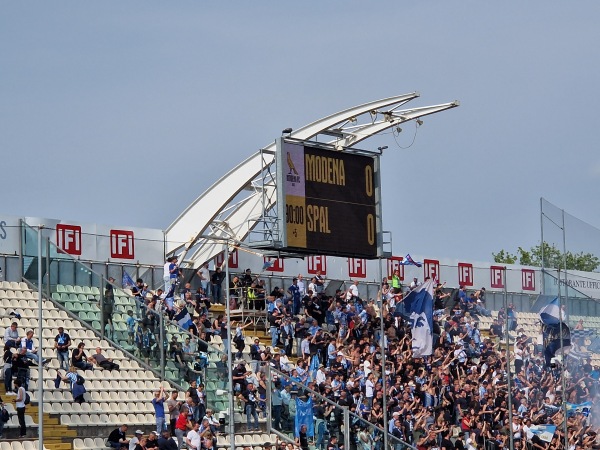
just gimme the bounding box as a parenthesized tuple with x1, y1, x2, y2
(3, 345, 13, 395)
(197, 263, 211, 295)
(174, 406, 191, 450)
(166, 390, 180, 435)
(314, 271, 325, 294)
(104, 277, 116, 339)
(163, 257, 174, 293)
(14, 379, 26, 437)
(211, 267, 224, 304)
(288, 278, 302, 315)
(152, 386, 168, 434)
(185, 422, 202, 450)
(54, 326, 71, 371)
(239, 382, 259, 432)
(12, 348, 34, 390)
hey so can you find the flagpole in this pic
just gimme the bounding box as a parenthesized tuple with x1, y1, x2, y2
(225, 243, 235, 450)
(503, 268, 514, 450)
(377, 257, 388, 450)
(557, 268, 568, 450)
(37, 226, 45, 450)
(540, 198, 545, 295)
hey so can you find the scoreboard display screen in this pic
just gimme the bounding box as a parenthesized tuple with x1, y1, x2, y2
(276, 139, 382, 259)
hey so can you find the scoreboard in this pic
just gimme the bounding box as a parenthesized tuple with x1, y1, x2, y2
(276, 138, 382, 259)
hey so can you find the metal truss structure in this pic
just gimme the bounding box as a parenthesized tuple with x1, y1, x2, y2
(165, 93, 459, 268)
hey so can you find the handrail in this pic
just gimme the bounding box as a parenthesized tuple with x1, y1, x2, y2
(21, 277, 186, 392)
(269, 366, 417, 450)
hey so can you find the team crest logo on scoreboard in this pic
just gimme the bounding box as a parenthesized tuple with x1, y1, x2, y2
(286, 152, 301, 185)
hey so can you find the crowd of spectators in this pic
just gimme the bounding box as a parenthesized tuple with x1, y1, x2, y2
(250, 274, 600, 450)
(102, 259, 600, 450)
(5, 254, 600, 450)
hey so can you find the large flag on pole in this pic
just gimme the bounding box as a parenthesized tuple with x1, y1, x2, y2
(539, 297, 571, 367)
(403, 278, 434, 357)
(294, 396, 314, 437)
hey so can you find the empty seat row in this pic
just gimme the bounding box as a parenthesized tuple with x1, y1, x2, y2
(60, 412, 155, 426)
(0, 441, 50, 450)
(73, 438, 111, 450)
(55, 285, 100, 296)
(44, 400, 155, 415)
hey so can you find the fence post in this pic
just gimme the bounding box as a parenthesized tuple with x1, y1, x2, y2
(343, 408, 350, 450)
(266, 363, 272, 435)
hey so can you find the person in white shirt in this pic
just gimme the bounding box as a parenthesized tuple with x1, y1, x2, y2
(346, 280, 359, 301)
(21, 330, 45, 365)
(163, 257, 173, 293)
(315, 365, 327, 386)
(129, 430, 143, 450)
(365, 373, 375, 407)
(197, 263, 210, 295)
(297, 274, 306, 297)
(308, 278, 317, 298)
(14, 379, 26, 438)
(410, 277, 420, 290)
(186, 422, 202, 450)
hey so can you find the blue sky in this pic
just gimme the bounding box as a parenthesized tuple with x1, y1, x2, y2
(1, 2, 599, 262)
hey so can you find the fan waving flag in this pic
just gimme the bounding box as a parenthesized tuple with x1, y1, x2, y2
(295, 396, 314, 437)
(403, 278, 435, 357)
(122, 271, 136, 289)
(399, 254, 422, 268)
(539, 297, 571, 367)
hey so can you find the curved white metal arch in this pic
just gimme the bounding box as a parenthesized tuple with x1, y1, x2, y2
(165, 94, 458, 267)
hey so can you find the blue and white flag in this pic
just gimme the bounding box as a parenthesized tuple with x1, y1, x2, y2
(530, 424, 557, 443)
(403, 278, 434, 357)
(566, 401, 592, 417)
(295, 396, 314, 437)
(399, 254, 422, 268)
(539, 297, 570, 367)
(540, 297, 562, 326)
(262, 260, 274, 271)
(122, 271, 136, 289)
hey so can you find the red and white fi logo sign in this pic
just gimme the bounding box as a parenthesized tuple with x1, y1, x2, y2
(458, 263, 474, 287)
(423, 259, 439, 282)
(56, 224, 82, 256)
(264, 257, 284, 272)
(522, 269, 536, 291)
(387, 257, 405, 280)
(307, 256, 327, 275)
(348, 258, 367, 279)
(215, 249, 239, 269)
(490, 266, 505, 289)
(110, 230, 134, 259)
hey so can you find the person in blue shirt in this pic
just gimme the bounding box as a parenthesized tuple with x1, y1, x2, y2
(288, 278, 302, 315)
(152, 386, 168, 434)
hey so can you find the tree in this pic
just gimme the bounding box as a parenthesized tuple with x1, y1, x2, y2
(492, 243, 600, 272)
(492, 250, 517, 265)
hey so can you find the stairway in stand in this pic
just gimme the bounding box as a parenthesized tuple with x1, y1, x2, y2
(1, 384, 75, 450)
